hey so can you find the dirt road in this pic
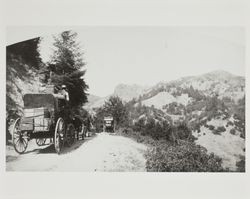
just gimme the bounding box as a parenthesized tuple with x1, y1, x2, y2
(6, 132, 148, 171)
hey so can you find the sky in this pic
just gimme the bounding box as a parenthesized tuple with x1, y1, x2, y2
(7, 26, 245, 97)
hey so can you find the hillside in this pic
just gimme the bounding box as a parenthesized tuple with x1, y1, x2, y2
(131, 70, 245, 171)
(140, 70, 244, 105)
(113, 84, 149, 102)
(6, 40, 44, 115)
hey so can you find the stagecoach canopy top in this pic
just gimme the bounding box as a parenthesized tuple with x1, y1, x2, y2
(104, 116, 114, 121)
(23, 93, 56, 109)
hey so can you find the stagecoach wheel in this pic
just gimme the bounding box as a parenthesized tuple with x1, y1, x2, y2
(12, 118, 28, 154)
(36, 138, 47, 146)
(65, 123, 75, 147)
(54, 117, 65, 154)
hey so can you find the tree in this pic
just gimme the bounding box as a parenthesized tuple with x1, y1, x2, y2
(102, 96, 128, 126)
(48, 31, 88, 107)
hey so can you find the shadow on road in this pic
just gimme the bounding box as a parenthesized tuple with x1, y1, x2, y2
(6, 134, 97, 165)
(34, 134, 97, 155)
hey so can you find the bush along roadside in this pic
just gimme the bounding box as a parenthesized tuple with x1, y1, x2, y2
(119, 120, 225, 172)
(146, 140, 224, 172)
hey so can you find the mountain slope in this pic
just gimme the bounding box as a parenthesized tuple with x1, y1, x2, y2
(140, 70, 244, 107)
(85, 84, 149, 110)
(130, 70, 245, 171)
(113, 84, 149, 102)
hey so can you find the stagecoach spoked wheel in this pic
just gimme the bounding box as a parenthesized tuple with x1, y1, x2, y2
(36, 138, 47, 146)
(65, 123, 75, 147)
(54, 117, 65, 154)
(12, 118, 28, 154)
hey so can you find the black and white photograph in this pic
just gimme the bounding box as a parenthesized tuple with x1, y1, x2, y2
(1, 1, 250, 199)
(6, 26, 245, 172)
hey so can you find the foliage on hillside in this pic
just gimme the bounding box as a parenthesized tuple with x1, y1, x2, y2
(119, 126, 224, 172)
(146, 140, 224, 172)
(6, 38, 43, 113)
(234, 96, 245, 138)
(132, 118, 195, 142)
(7, 38, 42, 69)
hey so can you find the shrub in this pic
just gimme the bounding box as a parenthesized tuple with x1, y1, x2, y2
(132, 118, 146, 132)
(119, 127, 156, 146)
(217, 126, 226, 132)
(208, 125, 215, 131)
(146, 140, 224, 172)
(240, 133, 245, 139)
(176, 122, 195, 142)
(212, 130, 221, 135)
(133, 118, 194, 143)
(229, 128, 236, 135)
(236, 156, 245, 172)
(212, 126, 226, 135)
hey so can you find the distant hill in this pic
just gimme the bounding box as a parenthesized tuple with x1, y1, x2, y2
(113, 84, 149, 102)
(84, 84, 149, 110)
(140, 70, 244, 107)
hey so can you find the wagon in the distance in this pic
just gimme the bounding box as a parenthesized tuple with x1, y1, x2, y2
(103, 116, 115, 133)
(11, 93, 82, 154)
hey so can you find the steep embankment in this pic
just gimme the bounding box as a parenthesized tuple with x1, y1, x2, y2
(6, 56, 42, 114)
(6, 40, 44, 115)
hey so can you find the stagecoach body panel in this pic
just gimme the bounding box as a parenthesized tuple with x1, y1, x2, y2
(20, 94, 58, 134)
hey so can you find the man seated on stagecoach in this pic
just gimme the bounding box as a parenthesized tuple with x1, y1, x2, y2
(51, 84, 69, 103)
(60, 85, 69, 101)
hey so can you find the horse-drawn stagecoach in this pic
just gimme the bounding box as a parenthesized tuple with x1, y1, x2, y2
(103, 116, 115, 133)
(11, 93, 85, 154)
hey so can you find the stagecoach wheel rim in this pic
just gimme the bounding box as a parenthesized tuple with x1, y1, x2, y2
(54, 117, 65, 154)
(36, 138, 47, 146)
(12, 118, 28, 154)
(65, 123, 75, 147)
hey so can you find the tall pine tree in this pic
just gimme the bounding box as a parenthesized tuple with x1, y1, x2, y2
(48, 31, 88, 107)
